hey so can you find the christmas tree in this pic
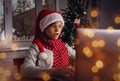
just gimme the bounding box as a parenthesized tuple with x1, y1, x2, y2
(61, 0, 90, 47)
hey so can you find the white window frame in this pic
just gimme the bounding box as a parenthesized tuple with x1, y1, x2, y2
(0, 0, 59, 51)
(0, 0, 40, 51)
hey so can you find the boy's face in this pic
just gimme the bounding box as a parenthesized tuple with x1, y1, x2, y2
(44, 21, 63, 40)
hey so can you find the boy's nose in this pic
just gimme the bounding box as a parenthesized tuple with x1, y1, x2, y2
(55, 27, 59, 32)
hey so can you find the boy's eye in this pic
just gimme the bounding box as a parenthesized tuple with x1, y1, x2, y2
(51, 25, 62, 28)
(58, 26, 62, 28)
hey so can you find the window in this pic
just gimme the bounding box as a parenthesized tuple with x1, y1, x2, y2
(12, 0, 35, 41)
(0, 0, 58, 51)
(0, 0, 37, 51)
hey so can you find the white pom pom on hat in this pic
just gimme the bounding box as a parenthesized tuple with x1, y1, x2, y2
(33, 40, 48, 60)
(38, 9, 64, 32)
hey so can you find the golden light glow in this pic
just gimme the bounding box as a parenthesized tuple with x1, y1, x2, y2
(113, 73, 120, 81)
(0, 76, 7, 81)
(83, 47, 93, 58)
(91, 21, 99, 28)
(1, 39, 8, 45)
(114, 16, 120, 24)
(92, 76, 100, 81)
(39, 72, 51, 81)
(3, 69, 11, 77)
(11, 44, 18, 51)
(118, 56, 120, 61)
(91, 65, 99, 73)
(92, 40, 105, 48)
(0, 52, 7, 59)
(107, 27, 114, 33)
(0, 67, 4, 74)
(107, 26, 114, 30)
(83, 29, 95, 38)
(99, 40, 105, 47)
(95, 60, 104, 69)
(14, 73, 22, 80)
(117, 38, 120, 47)
(92, 40, 98, 47)
(90, 9, 98, 18)
(117, 62, 120, 69)
(0, 67, 9, 81)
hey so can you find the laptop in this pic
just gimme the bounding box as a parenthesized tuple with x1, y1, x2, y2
(75, 28, 120, 81)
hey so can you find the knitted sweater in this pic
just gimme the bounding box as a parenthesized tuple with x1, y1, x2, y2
(21, 43, 75, 78)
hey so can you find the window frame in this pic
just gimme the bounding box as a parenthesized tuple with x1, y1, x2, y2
(0, 0, 58, 51)
(0, 0, 13, 50)
(0, 0, 37, 51)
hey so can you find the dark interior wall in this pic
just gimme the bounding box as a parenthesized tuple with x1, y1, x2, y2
(57, 0, 120, 29)
(99, 0, 120, 29)
(58, 0, 67, 12)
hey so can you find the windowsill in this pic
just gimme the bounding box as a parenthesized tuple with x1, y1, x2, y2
(0, 46, 29, 52)
(0, 40, 31, 52)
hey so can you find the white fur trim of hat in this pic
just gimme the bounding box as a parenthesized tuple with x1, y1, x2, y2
(39, 13, 64, 32)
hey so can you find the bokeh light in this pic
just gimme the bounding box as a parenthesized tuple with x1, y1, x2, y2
(0, 67, 11, 81)
(14, 72, 22, 80)
(113, 73, 120, 81)
(117, 62, 120, 69)
(118, 55, 120, 61)
(83, 29, 95, 38)
(107, 26, 114, 33)
(90, 9, 99, 18)
(114, 16, 120, 24)
(39, 72, 51, 81)
(92, 40, 105, 48)
(0, 52, 7, 59)
(117, 38, 120, 47)
(0, 76, 7, 81)
(91, 65, 99, 73)
(91, 21, 99, 28)
(83, 47, 93, 58)
(99, 40, 105, 47)
(1, 39, 8, 45)
(107, 26, 114, 30)
(11, 44, 18, 51)
(0, 67, 4, 74)
(3, 69, 11, 77)
(83, 11, 87, 14)
(95, 60, 104, 69)
(92, 76, 100, 81)
(92, 40, 99, 47)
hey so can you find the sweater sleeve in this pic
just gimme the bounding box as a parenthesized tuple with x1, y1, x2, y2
(21, 44, 49, 78)
(66, 44, 76, 59)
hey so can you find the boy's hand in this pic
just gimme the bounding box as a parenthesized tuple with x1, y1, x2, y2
(50, 65, 75, 77)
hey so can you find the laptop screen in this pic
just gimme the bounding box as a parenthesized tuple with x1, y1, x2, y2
(75, 28, 120, 81)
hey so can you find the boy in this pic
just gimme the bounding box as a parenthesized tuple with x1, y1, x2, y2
(21, 9, 76, 81)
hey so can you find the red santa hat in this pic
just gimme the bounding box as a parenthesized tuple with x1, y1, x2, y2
(38, 9, 64, 32)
